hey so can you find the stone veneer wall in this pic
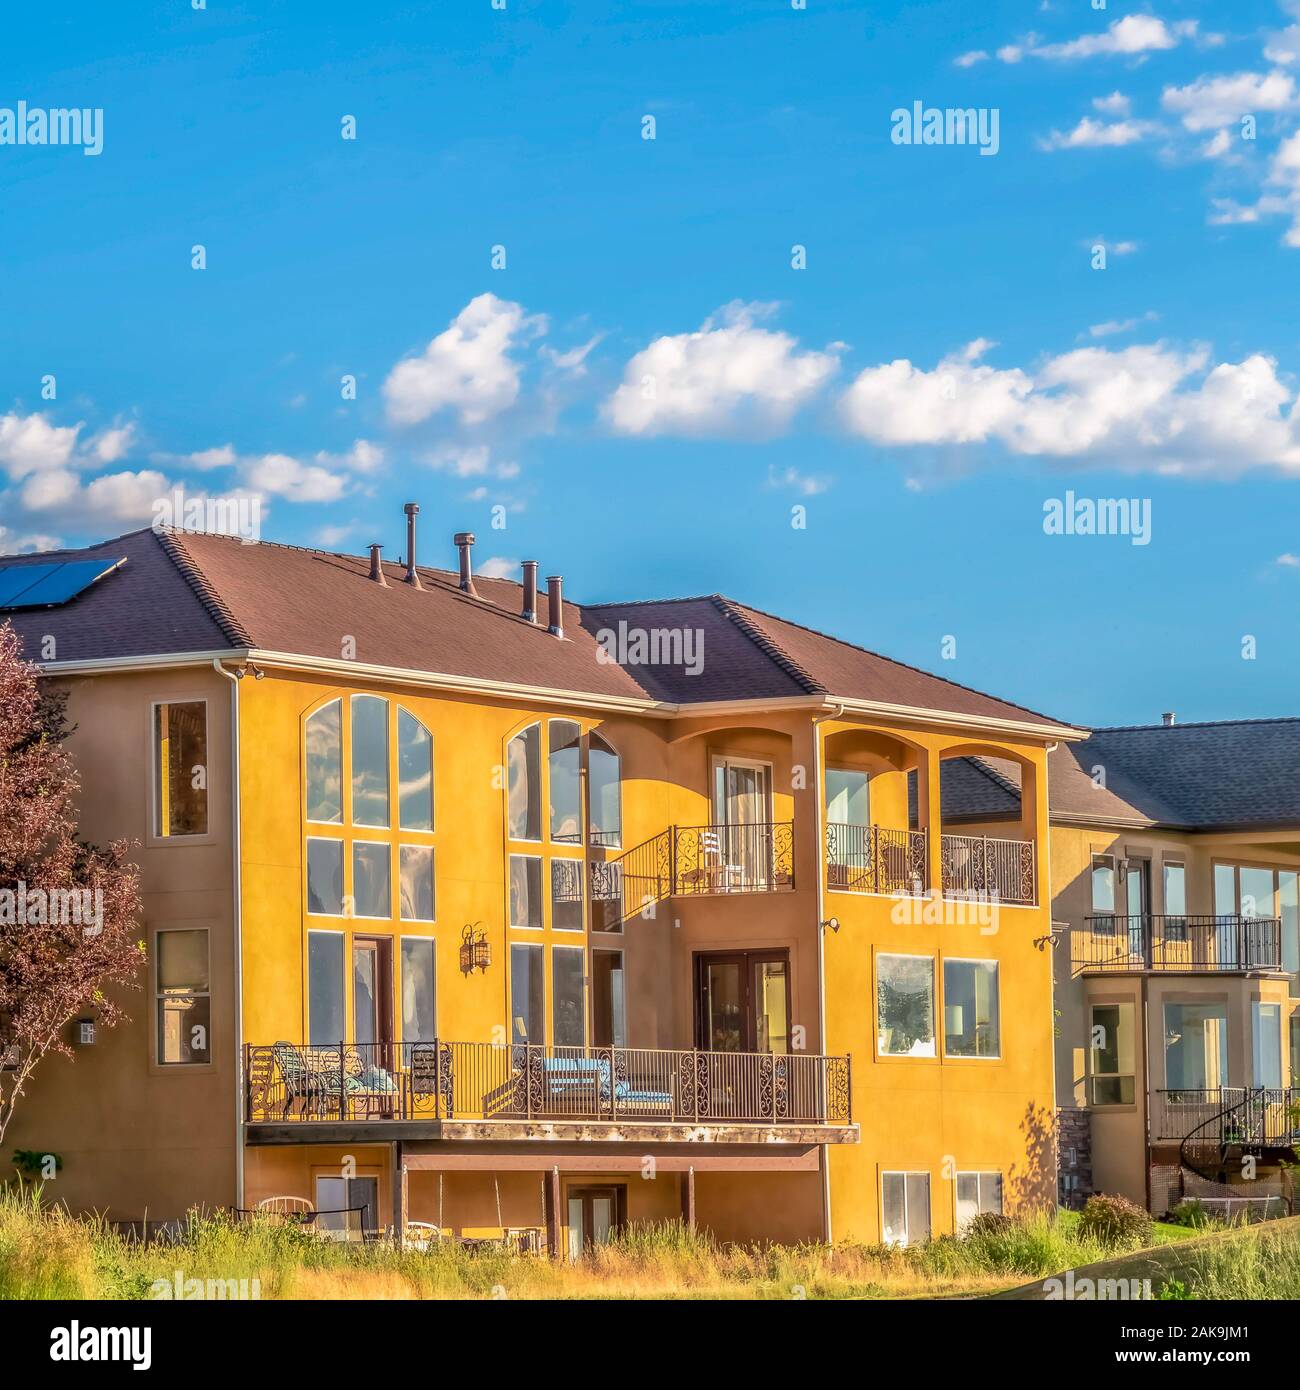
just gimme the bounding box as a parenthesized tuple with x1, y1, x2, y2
(1056, 1106, 1093, 1209)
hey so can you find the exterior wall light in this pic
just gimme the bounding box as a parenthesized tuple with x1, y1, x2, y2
(460, 923, 491, 976)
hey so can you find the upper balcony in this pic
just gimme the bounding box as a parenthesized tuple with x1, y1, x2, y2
(1072, 913, 1284, 975)
(244, 1040, 853, 1142)
(594, 820, 794, 927)
(824, 825, 1036, 905)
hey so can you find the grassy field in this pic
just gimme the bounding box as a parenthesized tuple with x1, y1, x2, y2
(0, 1185, 1228, 1300)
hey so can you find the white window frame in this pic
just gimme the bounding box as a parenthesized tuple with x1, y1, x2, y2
(880, 1170, 930, 1248)
(398, 844, 437, 924)
(955, 1171, 1003, 1230)
(304, 697, 344, 827)
(350, 838, 393, 921)
(941, 957, 1001, 1061)
(154, 924, 212, 1068)
(349, 692, 391, 830)
(399, 933, 438, 1047)
(396, 706, 435, 834)
(876, 952, 937, 1059)
(551, 942, 587, 1049)
(1253, 1001, 1284, 1090)
(149, 696, 212, 845)
(507, 722, 544, 844)
(305, 835, 345, 919)
(509, 853, 544, 930)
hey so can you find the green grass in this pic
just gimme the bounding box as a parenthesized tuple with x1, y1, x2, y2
(0, 1184, 1227, 1301)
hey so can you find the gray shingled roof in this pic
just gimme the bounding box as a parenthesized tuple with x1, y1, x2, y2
(939, 722, 1300, 831)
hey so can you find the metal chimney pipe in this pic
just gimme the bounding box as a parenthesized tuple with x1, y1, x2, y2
(403, 502, 422, 588)
(454, 531, 478, 597)
(1162, 711, 1176, 726)
(546, 575, 564, 638)
(522, 561, 539, 623)
(368, 544, 388, 586)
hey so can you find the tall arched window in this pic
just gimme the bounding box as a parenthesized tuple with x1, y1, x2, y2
(589, 733, 622, 848)
(398, 708, 434, 832)
(305, 699, 342, 823)
(507, 723, 541, 841)
(548, 720, 583, 843)
(351, 694, 390, 828)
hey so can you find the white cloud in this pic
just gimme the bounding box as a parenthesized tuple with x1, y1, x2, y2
(1276, 552, 1300, 567)
(0, 525, 60, 553)
(1161, 69, 1300, 131)
(839, 339, 1300, 474)
(765, 465, 830, 495)
(954, 50, 988, 67)
(1040, 116, 1160, 149)
(1019, 15, 1197, 62)
(242, 452, 348, 503)
(1202, 128, 1234, 159)
(316, 524, 355, 548)
(604, 302, 841, 437)
(997, 44, 1025, 64)
(184, 444, 237, 470)
(383, 293, 547, 426)
(1092, 91, 1132, 116)
(314, 438, 384, 474)
(540, 334, 603, 375)
(1085, 312, 1158, 339)
(0, 411, 80, 479)
(88, 423, 135, 464)
(19, 467, 174, 525)
(478, 555, 519, 579)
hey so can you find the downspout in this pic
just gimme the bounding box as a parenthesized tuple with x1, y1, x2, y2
(812, 702, 844, 1245)
(213, 659, 244, 1209)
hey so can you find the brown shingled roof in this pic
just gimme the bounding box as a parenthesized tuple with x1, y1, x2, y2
(0, 527, 1071, 729)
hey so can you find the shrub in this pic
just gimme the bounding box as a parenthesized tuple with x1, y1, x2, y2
(1165, 1199, 1213, 1229)
(1077, 1193, 1152, 1251)
(964, 1212, 1013, 1238)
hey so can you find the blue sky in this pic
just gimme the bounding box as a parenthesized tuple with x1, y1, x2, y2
(3, 0, 1300, 726)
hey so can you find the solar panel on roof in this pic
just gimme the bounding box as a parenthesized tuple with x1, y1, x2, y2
(0, 563, 58, 608)
(0, 557, 127, 611)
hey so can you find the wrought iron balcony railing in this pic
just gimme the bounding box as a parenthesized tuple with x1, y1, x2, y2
(245, 1040, 851, 1128)
(591, 821, 794, 928)
(1073, 914, 1283, 974)
(1151, 1087, 1300, 1146)
(825, 823, 927, 895)
(940, 832, 1036, 905)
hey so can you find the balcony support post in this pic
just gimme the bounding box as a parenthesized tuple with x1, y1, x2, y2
(682, 1165, 696, 1232)
(391, 1141, 407, 1249)
(548, 1165, 562, 1259)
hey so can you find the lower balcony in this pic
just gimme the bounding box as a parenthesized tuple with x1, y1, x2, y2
(1073, 914, 1283, 974)
(245, 1041, 854, 1143)
(822, 826, 1037, 904)
(1150, 1087, 1300, 1147)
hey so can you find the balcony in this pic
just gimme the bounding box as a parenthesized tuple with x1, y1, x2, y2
(594, 821, 793, 927)
(826, 824, 927, 895)
(1072, 914, 1283, 975)
(245, 1040, 852, 1137)
(940, 832, 1036, 905)
(1151, 1087, 1300, 1147)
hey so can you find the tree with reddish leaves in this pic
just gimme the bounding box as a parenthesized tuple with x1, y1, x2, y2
(0, 622, 143, 1148)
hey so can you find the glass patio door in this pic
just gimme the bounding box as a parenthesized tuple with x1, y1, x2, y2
(696, 950, 790, 1053)
(712, 758, 772, 888)
(352, 937, 393, 1066)
(1125, 859, 1149, 962)
(566, 1186, 622, 1260)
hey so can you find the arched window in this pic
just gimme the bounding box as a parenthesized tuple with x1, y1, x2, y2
(305, 699, 342, 823)
(548, 720, 583, 843)
(397, 708, 433, 832)
(351, 694, 389, 828)
(507, 723, 541, 841)
(589, 733, 622, 848)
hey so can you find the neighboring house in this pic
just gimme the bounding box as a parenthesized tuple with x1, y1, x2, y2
(943, 727, 1300, 1216)
(0, 515, 1077, 1251)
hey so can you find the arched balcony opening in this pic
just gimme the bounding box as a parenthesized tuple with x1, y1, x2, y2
(936, 745, 1039, 906)
(822, 728, 929, 897)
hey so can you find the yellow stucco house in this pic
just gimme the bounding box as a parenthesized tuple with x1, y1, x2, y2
(2, 513, 1081, 1250)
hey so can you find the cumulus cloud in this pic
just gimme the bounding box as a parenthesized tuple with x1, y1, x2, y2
(1093, 91, 1133, 116)
(478, 555, 519, 579)
(603, 302, 841, 437)
(954, 50, 988, 67)
(242, 453, 349, 503)
(1019, 15, 1197, 62)
(0, 411, 82, 478)
(1040, 116, 1160, 149)
(383, 293, 547, 426)
(839, 339, 1300, 474)
(1161, 69, 1300, 130)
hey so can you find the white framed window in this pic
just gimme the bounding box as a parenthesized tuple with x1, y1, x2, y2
(305, 699, 342, 824)
(877, 953, 936, 1057)
(308, 930, 346, 1044)
(352, 841, 391, 919)
(549, 719, 583, 843)
(553, 944, 586, 1048)
(507, 723, 542, 842)
(350, 694, 390, 828)
(943, 958, 1000, 1059)
(551, 858, 584, 931)
(399, 845, 435, 922)
(510, 854, 543, 929)
(400, 936, 436, 1045)
(1090, 853, 1116, 915)
(1089, 1002, 1135, 1105)
(510, 942, 544, 1043)
(1254, 1002, 1283, 1089)
(955, 1172, 1003, 1229)
(397, 708, 433, 832)
(588, 733, 622, 848)
(306, 837, 344, 917)
(155, 927, 210, 1065)
(881, 1171, 930, 1247)
(152, 699, 209, 837)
